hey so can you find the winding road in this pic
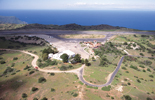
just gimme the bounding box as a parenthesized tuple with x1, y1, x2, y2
(0, 30, 154, 87)
(1, 48, 155, 87)
(0, 48, 127, 87)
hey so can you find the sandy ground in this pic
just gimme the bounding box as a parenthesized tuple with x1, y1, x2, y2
(115, 85, 123, 92)
(36, 34, 89, 59)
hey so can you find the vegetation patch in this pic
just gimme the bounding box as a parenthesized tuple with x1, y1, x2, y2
(101, 85, 111, 91)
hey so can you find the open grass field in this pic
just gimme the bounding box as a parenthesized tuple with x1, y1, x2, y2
(0, 46, 82, 100)
(0, 34, 155, 100)
(59, 34, 105, 39)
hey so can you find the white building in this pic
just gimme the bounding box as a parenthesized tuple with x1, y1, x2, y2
(48, 50, 75, 61)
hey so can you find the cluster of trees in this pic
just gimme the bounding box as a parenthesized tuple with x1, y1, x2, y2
(42, 47, 58, 61)
(38, 59, 57, 68)
(3, 67, 14, 75)
(59, 65, 73, 71)
(94, 42, 122, 56)
(99, 56, 110, 67)
(18, 23, 123, 30)
(60, 53, 82, 64)
(130, 65, 140, 71)
(60, 53, 69, 63)
(93, 42, 123, 66)
(122, 95, 132, 100)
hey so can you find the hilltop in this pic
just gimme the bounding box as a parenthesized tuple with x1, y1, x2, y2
(0, 16, 27, 24)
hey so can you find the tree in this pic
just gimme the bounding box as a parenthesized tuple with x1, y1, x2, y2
(81, 59, 85, 64)
(133, 43, 136, 47)
(42, 53, 48, 61)
(74, 54, 81, 63)
(22, 93, 27, 98)
(92, 57, 95, 61)
(60, 53, 69, 63)
(85, 59, 89, 66)
(47, 47, 54, 54)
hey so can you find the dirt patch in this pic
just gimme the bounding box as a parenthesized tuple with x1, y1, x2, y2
(105, 73, 112, 83)
(115, 85, 123, 92)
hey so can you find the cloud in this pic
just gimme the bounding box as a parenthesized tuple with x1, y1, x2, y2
(72, 2, 115, 6)
(67, 2, 155, 10)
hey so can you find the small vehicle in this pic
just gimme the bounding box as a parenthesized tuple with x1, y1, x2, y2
(35, 67, 38, 70)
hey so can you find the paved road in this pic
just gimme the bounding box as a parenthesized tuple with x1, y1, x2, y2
(0, 30, 155, 42)
(0, 29, 155, 35)
(78, 56, 125, 87)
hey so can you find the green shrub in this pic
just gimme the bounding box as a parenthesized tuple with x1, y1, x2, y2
(122, 67, 127, 70)
(38, 77, 46, 83)
(13, 57, 18, 60)
(126, 71, 129, 73)
(51, 88, 55, 92)
(29, 71, 35, 75)
(60, 66, 67, 71)
(123, 95, 132, 100)
(149, 75, 154, 78)
(111, 97, 114, 99)
(41, 97, 48, 100)
(137, 79, 141, 83)
(50, 73, 55, 76)
(73, 93, 78, 97)
(106, 94, 110, 97)
(0, 61, 6, 64)
(31, 87, 38, 92)
(102, 85, 111, 91)
(22, 93, 27, 98)
(11, 63, 15, 67)
(3, 67, 14, 75)
(146, 97, 152, 100)
(11, 73, 16, 75)
(33, 98, 38, 100)
(139, 65, 145, 68)
(24, 65, 30, 70)
(147, 68, 151, 72)
(78, 81, 84, 85)
(130, 65, 139, 71)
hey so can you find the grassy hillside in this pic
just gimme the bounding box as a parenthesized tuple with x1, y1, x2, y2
(0, 34, 155, 100)
(0, 16, 27, 24)
(0, 23, 137, 31)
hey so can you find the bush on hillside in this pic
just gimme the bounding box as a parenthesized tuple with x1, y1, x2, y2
(38, 77, 46, 83)
(22, 93, 27, 98)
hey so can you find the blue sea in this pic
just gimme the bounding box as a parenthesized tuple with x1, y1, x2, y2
(0, 10, 155, 30)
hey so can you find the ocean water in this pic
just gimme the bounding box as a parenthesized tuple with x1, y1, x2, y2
(0, 10, 155, 30)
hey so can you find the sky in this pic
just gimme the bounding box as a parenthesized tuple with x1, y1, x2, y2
(0, 0, 155, 11)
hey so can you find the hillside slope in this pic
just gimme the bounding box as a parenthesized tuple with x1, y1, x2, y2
(0, 16, 27, 24)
